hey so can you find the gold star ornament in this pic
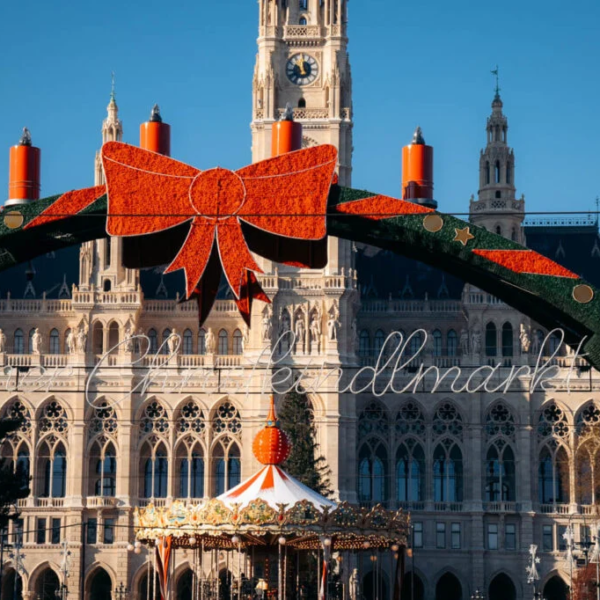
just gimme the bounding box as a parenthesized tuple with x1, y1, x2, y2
(454, 226, 475, 247)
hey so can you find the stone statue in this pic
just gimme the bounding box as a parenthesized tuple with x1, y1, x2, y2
(0, 329, 6, 353)
(262, 307, 273, 342)
(520, 324, 531, 354)
(349, 568, 359, 600)
(280, 309, 291, 334)
(123, 320, 134, 353)
(327, 308, 340, 341)
(167, 327, 179, 355)
(242, 326, 249, 352)
(77, 323, 88, 353)
(31, 329, 42, 354)
(310, 312, 321, 342)
(294, 313, 305, 352)
(471, 329, 482, 356)
(205, 328, 215, 354)
(459, 328, 469, 356)
(66, 329, 76, 354)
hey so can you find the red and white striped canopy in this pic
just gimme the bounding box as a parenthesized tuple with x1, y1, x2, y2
(217, 464, 336, 512)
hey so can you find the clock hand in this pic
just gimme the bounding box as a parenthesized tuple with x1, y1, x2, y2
(298, 58, 307, 76)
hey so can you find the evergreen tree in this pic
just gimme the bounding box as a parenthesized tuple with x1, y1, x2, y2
(278, 390, 332, 497)
(0, 418, 30, 531)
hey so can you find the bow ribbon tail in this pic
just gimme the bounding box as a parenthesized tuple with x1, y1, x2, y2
(235, 271, 271, 326)
(217, 220, 263, 299)
(164, 220, 217, 298)
(189, 246, 223, 327)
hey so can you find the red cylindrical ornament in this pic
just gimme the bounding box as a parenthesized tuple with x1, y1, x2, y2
(7, 128, 41, 206)
(140, 104, 171, 156)
(402, 127, 436, 209)
(271, 106, 303, 157)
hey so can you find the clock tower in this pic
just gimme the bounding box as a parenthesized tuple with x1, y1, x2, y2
(251, 0, 353, 187)
(251, 0, 354, 276)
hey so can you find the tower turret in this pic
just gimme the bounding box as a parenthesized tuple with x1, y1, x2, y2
(470, 75, 525, 243)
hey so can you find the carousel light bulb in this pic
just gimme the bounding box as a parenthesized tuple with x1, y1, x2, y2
(370, 555, 377, 562)
(134, 541, 142, 549)
(279, 536, 287, 546)
(362, 541, 370, 549)
(134, 547, 142, 554)
(323, 538, 332, 547)
(232, 535, 240, 545)
(127, 543, 135, 552)
(391, 544, 399, 552)
(189, 536, 197, 545)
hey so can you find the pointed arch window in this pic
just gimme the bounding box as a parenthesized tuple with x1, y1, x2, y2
(214, 443, 241, 496)
(485, 161, 491, 185)
(28, 328, 36, 354)
(142, 444, 169, 499)
(148, 329, 158, 354)
(161, 329, 172, 355)
(178, 445, 205, 499)
(14, 329, 24, 354)
(447, 330, 457, 357)
(575, 440, 600, 505)
(183, 329, 193, 355)
(359, 330, 370, 358)
(198, 329, 206, 355)
(433, 441, 463, 502)
(299, 0, 308, 9)
(408, 331, 423, 356)
(299, 16, 307, 25)
(485, 322, 497, 357)
(432, 330, 443, 357)
(232, 330, 243, 355)
(396, 443, 425, 502)
(502, 322, 514, 357)
(538, 444, 569, 504)
(485, 443, 515, 501)
(49, 329, 60, 355)
(218, 330, 229, 355)
(374, 330, 386, 358)
(39, 441, 67, 498)
(495, 161, 501, 184)
(90, 442, 117, 497)
(506, 162, 511, 184)
(358, 443, 388, 505)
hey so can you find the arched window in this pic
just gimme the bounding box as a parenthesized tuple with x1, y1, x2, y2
(575, 441, 600, 505)
(495, 225, 502, 236)
(299, 0, 308, 10)
(299, 16, 307, 25)
(16, 446, 30, 491)
(232, 330, 243, 355)
(447, 330, 457, 357)
(92, 443, 117, 497)
(373, 330, 386, 358)
(485, 322, 497, 357)
(198, 329, 206, 355)
(485, 161, 490, 185)
(485, 444, 515, 501)
(359, 330, 370, 358)
(506, 163, 511, 184)
(218, 330, 228, 355)
(14, 329, 24, 354)
(161, 329, 172, 355)
(433, 442, 463, 502)
(214, 443, 241, 495)
(358, 401, 390, 438)
(396, 443, 425, 502)
(183, 329, 193, 355)
(28, 328, 36, 354)
(408, 331, 423, 356)
(358, 443, 388, 505)
(432, 330, 443, 357)
(179, 447, 204, 499)
(143, 445, 169, 499)
(549, 332, 562, 355)
(39, 441, 67, 498)
(108, 322, 119, 351)
(92, 322, 103, 354)
(148, 329, 158, 354)
(495, 161, 501, 184)
(495, 190, 502, 199)
(298, 98, 306, 108)
(502, 322, 514, 357)
(511, 227, 517, 242)
(103, 279, 111, 292)
(538, 445, 569, 504)
(49, 329, 60, 354)
(489, 573, 516, 600)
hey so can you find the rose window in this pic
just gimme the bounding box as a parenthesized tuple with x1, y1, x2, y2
(90, 401, 118, 436)
(178, 401, 206, 434)
(39, 401, 69, 434)
(140, 401, 169, 435)
(537, 403, 568, 441)
(485, 403, 516, 440)
(358, 401, 389, 438)
(213, 402, 242, 435)
(396, 402, 425, 437)
(432, 402, 463, 439)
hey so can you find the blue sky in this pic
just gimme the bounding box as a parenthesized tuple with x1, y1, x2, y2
(0, 0, 598, 217)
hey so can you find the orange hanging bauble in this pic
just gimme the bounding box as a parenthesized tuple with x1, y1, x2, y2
(252, 396, 292, 466)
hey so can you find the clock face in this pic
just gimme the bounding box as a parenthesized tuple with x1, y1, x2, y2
(286, 54, 319, 86)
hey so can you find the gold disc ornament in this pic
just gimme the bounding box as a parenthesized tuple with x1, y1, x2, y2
(573, 284, 594, 304)
(423, 214, 444, 233)
(3, 211, 24, 230)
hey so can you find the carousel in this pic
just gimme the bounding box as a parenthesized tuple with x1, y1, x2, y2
(133, 398, 409, 600)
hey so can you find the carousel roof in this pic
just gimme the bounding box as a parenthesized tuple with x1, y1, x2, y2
(217, 464, 337, 511)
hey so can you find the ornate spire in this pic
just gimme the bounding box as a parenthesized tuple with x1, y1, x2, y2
(412, 126, 425, 145)
(150, 104, 162, 123)
(491, 65, 501, 101)
(252, 396, 292, 465)
(19, 127, 32, 146)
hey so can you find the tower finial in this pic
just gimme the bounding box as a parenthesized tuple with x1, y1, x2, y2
(19, 127, 32, 146)
(150, 104, 162, 123)
(110, 71, 116, 102)
(491, 65, 501, 99)
(281, 103, 294, 121)
(412, 126, 425, 145)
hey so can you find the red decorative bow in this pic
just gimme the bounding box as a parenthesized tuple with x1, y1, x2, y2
(27, 141, 338, 325)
